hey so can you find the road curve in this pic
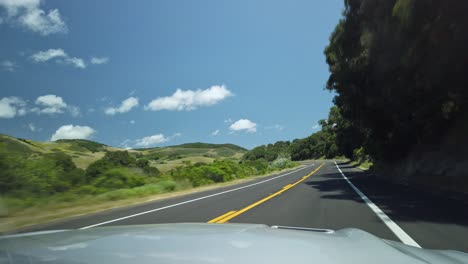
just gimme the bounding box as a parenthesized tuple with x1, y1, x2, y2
(26, 161, 468, 252)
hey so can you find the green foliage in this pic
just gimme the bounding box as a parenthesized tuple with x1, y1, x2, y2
(1, 134, 296, 216)
(242, 158, 269, 174)
(243, 141, 291, 162)
(270, 157, 298, 170)
(56, 139, 107, 153)
(93, 168, 147, 189)
(170, 159, 256, 187)
(0, 150, 85, 196)
(290, 131, 338, 160)
(325, 0, 468, 162)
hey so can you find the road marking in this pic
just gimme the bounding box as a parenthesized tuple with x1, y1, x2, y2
(208, 211, 237, 223)
(334, 161, 421, 248)
(282, 184, 293, 189)
(79, 165, 313, 229)
(209, 163, 325, 224)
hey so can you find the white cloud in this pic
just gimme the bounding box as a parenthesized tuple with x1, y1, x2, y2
(90, 57, 109, 65)
(0, 97, 27, 118)
(0, 0, 67, 35)
(31, 49, 87, 69)
(32, 94, 79, 116)
(230, 119, 257, 133)
(1, 60, 18, 71)
(31, 48, 66, 62)
(211, 129, 220, 136)
(135, 134, 169, 147)
(64, 57, 85, 69)
(130, 120, 135, 124)
(133, 133, 180, 148)
(34, 94, 67, 114)
(105, 97, 139, 115)
(50, 124, 95, 141)
(145, 85, 233, 111)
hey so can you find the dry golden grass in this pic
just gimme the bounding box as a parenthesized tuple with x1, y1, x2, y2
(154, 156, 216, 173)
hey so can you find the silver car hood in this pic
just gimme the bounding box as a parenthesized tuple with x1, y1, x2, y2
(0, 223, 467, 264)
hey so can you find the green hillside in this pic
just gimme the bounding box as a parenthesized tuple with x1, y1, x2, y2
(0, 134, 247, 172)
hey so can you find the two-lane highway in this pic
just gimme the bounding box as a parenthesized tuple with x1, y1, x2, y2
(29, 161, 468, 252)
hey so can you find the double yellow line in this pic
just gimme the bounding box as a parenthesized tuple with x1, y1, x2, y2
(208, 163, 325, 224)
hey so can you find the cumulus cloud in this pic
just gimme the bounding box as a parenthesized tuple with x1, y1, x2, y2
(0, 0, 67, 35)
(90, 57, 109, 65)
(145, 85, 233, 111)
(229, 119, 257, 133)
(105, 97, 139, 115)
(50, 124, 95, 141)
(0, 97, 27, 118)
(133, 133, 180, 148)
(31, 94, 80, 116)
(135, 134, 168, 147)
(31, 48, 88, 69)
(1, 60, 18, 71)
(34, 94, 67, 114)
(211, 129, 220, 136)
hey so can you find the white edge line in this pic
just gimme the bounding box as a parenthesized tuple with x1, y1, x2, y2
(334, 161, 421, 248)
(79, 165, 313, 229)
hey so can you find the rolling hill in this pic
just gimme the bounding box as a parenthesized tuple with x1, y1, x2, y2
(0, 134, 247, 172)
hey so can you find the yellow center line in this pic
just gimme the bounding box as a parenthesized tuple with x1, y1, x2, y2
(208, 163, 325, 224)
(207, 210, 237, 223)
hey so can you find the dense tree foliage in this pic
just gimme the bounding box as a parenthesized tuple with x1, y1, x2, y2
(325, 0, 468, 161)
(0, 152, 85, 196)
(243, 141, 291, 162)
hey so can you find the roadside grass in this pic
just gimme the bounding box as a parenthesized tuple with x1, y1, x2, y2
(350, 159, 373, 171)
(0, 165, 301, 234)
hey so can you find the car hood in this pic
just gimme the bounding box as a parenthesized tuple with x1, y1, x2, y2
(0, 223, 467, 264)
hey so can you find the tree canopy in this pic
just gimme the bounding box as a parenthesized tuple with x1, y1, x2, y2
(325, 0, 468, 161)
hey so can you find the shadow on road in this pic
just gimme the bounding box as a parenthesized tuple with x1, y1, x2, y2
(304, 166, 468, 227)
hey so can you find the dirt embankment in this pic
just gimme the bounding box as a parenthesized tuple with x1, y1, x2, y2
(375, 118, 468, 194)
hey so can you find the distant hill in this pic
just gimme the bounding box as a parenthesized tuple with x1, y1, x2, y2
(169, 142, 246, 151)
(0, 134, 247, 172)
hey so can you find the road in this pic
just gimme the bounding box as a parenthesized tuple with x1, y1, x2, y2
(31, 160, 468, 252)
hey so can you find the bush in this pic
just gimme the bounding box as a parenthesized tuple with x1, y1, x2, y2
(93, 168, 147, 189)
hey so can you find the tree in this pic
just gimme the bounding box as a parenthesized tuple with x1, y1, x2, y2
(324, 0, 468, 161)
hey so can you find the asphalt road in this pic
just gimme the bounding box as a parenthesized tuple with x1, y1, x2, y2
(30, 160, 468, 252)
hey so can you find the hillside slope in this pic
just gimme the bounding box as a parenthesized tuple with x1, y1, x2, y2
(0, 134, 247, 172)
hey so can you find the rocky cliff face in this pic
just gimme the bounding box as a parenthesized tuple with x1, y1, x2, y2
(376, 118, 468, 194)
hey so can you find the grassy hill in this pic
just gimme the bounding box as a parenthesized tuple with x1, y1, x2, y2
(0, 134, 298, 232)
(0, 134, 247, 172)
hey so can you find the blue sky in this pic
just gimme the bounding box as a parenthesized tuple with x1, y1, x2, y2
(0, 0, 342, 149)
